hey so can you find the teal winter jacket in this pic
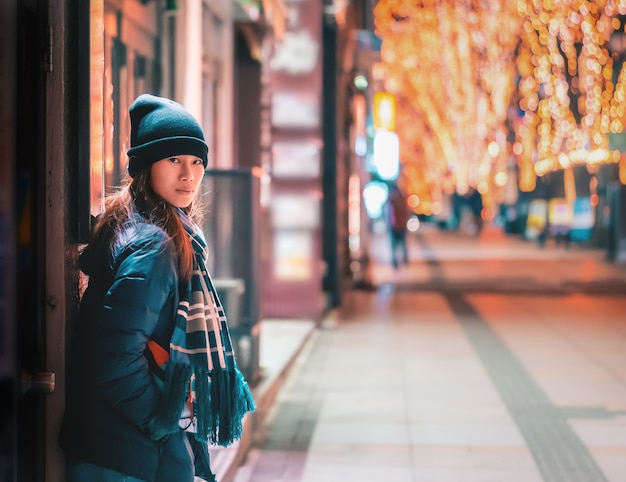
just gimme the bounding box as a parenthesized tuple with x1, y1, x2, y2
(60, 219, 182, 481)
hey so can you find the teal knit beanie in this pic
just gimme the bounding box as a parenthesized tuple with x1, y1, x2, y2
(126, 94, 208, 178)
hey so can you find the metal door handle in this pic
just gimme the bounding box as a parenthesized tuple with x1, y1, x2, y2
(22, 371, 56, 396)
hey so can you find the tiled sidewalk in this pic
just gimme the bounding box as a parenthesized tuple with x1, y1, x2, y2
(230, 224, 626, 482)
(235, 290, 626, 482)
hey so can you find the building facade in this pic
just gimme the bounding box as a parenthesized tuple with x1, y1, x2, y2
(2, 0, 368, 480)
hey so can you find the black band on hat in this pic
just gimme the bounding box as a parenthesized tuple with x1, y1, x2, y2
(126, 94, 209, 178)
(127, 136, 208, 177)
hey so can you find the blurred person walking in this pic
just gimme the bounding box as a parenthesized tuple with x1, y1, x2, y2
(386, 184, 411, 268)
(60, 94, 255, 482)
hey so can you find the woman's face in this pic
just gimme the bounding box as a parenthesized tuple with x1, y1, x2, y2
(150, 155, 205, 208)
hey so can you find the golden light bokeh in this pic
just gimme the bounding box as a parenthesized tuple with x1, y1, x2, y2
(373, 0, 626, 214)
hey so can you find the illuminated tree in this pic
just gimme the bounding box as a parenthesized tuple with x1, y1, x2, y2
(516, 0, 626, 183)
(374, 0, 626, 212)
(374, 0, 521, 214)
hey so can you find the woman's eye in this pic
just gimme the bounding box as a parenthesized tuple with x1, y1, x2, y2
(194, 159, 203, 164)
(169, 157, 179, 163)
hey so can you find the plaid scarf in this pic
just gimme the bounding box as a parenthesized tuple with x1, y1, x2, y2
(149, 211, 255, 447)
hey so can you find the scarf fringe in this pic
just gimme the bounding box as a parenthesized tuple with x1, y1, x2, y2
(196, 367, 256, 446)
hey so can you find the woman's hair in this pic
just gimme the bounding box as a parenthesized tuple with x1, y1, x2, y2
(89, 167, 203, 280)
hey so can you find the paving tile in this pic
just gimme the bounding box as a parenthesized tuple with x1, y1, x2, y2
(408, 466, 544, 482)
(301, 463, 413, 482)
(409, 445, 537, 469)
(406, 399, 513, 424)
(408, 422, 526, 446)
(589, 447, 626, 482)
(571, 418, 626, 448)
(311, 421, 411, 445)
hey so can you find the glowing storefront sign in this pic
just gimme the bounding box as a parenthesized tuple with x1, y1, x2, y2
(373, 131, 400, 180)
(273, 231, 313, 281)
(373, 92, 396, 131)
(363, 181, 389, 219)
(270, 193, 320, 229)
(270, 30, 320, 74)
(90, 0, 105, 217)
(271, 92, 320, 129)
(272, 141, 320, 178)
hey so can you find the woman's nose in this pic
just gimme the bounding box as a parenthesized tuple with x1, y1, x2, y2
(180, 164, 193, 181)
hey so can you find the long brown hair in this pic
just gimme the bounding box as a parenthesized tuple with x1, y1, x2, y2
(89, 168, 203, 280)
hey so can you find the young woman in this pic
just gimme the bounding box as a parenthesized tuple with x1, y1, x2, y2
(60, 94, 255, 482)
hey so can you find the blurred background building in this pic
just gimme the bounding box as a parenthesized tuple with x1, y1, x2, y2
(3, 0, 626, 480)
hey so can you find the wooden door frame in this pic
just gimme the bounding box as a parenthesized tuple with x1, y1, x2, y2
(0, 0, 17, 476)
(44, 0, 84, 480)
(45, 0, 68, 480)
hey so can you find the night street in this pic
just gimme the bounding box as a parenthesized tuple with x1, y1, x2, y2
(233, 224, 626, 482)
(6, 2, 626, 480)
